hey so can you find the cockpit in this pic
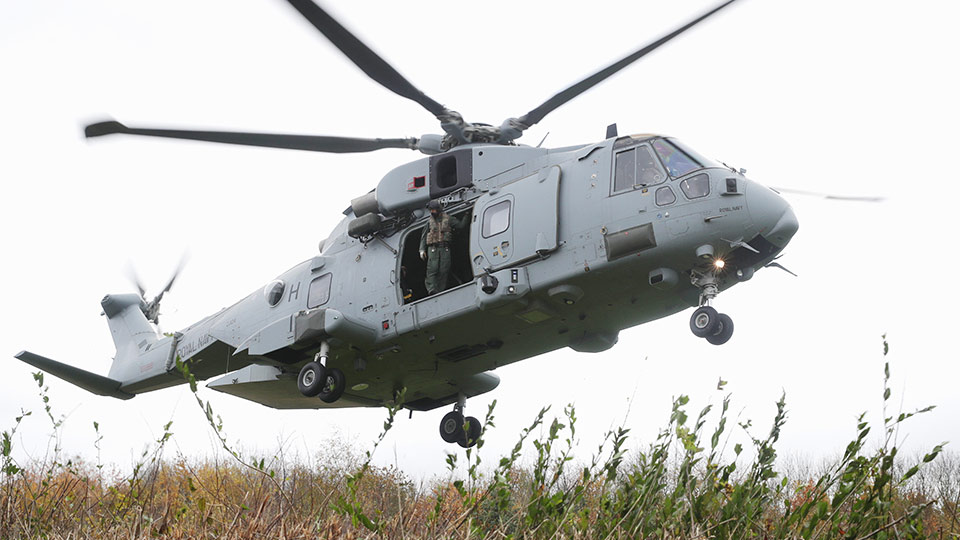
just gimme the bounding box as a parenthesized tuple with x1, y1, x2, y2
(613, 136, 723, 197)
(651, 138, 721, 178)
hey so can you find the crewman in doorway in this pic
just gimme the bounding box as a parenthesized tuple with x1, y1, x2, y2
(419, 200, 467, 295)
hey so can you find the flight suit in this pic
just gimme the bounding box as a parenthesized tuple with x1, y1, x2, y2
(419, 211, 467, 295)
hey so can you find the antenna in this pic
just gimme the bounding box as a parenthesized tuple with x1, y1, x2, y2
(536, 132, 550, 148)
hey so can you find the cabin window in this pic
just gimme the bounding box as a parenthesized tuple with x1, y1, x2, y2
(263, 280, 285, 307)
(482, 199, 511, 238)
(680, 173, 711, 199)
(655, 186, 677, 206)
(308, 273, 332, 308)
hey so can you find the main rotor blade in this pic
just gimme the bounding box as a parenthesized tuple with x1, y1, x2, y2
(85, 120, 418, 153)
(284, 0, 448, 119)
(516, 0, 739, 130)
(771, 187, 886, 203)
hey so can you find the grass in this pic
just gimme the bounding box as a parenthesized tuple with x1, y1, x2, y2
(2, 337, 957, 539)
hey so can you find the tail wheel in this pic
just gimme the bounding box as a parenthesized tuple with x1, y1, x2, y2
(705, 313, 734, 345)
(689, 306, 720, 338)
(439, 411, 464, 443)
(457, 416, 482, 448)
(318, 367, 346, 403)
(297, 361, 326, 397)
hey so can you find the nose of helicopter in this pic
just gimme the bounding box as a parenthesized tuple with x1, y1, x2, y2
(746, 182, 799, 247)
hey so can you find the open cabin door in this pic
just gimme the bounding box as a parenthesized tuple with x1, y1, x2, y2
(470, 165, 560, 274)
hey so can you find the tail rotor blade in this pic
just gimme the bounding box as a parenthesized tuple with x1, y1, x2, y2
(125, 254, 189, 325)
(160, 253, 189, 295)
(125, 264, 147, 300)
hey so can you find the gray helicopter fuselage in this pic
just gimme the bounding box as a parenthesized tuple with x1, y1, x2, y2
(13, 0, 802, 440)
(100, 134, 796, 411)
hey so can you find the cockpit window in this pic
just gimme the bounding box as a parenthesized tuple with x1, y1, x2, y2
(614, 149, 636, 192)
(636, 146, 666, 186)
(655, 186, 677, 206)
(679, 173, 710, 199)
(613, 145, 666, 194)
(653, 138, 701, 177)
(668, 138, 722, 170)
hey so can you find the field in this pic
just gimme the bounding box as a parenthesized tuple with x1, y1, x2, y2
(3, 341, 958, 539)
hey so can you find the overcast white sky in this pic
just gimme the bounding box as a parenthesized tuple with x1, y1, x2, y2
(2, 0, 959, 479)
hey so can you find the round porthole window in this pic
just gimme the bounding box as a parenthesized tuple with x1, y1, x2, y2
(264, 280, 285, 307)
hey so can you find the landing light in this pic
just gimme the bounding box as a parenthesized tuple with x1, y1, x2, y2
(713, 258, 726, 270)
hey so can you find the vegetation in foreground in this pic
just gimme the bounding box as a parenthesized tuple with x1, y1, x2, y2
(2, 338, 957, 539)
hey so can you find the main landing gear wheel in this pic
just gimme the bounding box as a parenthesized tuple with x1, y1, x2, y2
(297, 361, 326, 397)
(439, 411, 464, 444)
(318, 367, 346, 403)
(458, 416, 481, 448)
(689, 306, 720, 338)
(706, 313, 734, 345)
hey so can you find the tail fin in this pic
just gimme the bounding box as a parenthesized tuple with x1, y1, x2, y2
(101, 293, 159, 365)
(14, 293, 171, 400)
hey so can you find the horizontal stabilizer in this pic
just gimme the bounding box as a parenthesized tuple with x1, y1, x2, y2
(14, 351, 134, 400)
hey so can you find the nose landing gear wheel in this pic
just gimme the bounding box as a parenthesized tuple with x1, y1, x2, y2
(318, 367, 346, 403)
(297, 361, 326, 397)
(689, 306, 720, 337)
(705, 313, 734, 345)
(439, 411, 464, 443)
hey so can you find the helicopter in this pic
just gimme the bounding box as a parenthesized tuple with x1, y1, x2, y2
(15, 0, 801, 449)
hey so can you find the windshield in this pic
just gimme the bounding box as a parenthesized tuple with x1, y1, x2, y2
(652, 138, 722, 178)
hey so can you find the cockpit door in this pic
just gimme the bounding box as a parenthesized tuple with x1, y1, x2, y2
(470, 165, 560, 274)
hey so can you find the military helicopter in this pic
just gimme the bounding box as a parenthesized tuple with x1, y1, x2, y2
(15, 0, 800, 448)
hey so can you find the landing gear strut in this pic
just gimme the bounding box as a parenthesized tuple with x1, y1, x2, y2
(689, 270, 734, 345)
(438, 393, 481, 448)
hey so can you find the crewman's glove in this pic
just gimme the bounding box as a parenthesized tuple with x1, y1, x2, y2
(420, 250, 427, 261)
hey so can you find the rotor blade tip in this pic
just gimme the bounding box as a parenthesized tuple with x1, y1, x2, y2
(85, 120, 127, 138)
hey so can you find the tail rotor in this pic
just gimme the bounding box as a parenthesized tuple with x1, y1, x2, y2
(126, 254, 188, 325)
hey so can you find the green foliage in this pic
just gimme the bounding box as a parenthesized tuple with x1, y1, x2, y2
(332, 388, 406, 532)
(1, 337, 954, 539)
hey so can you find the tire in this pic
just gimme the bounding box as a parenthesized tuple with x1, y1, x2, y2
(298, 362, 326, 397)
(439, 411, 464, 444)
(458, 416, 482, 448)
(689, 306, 720, 338)
(318, 367, 346, 403)
(705, 313, 734, 345)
